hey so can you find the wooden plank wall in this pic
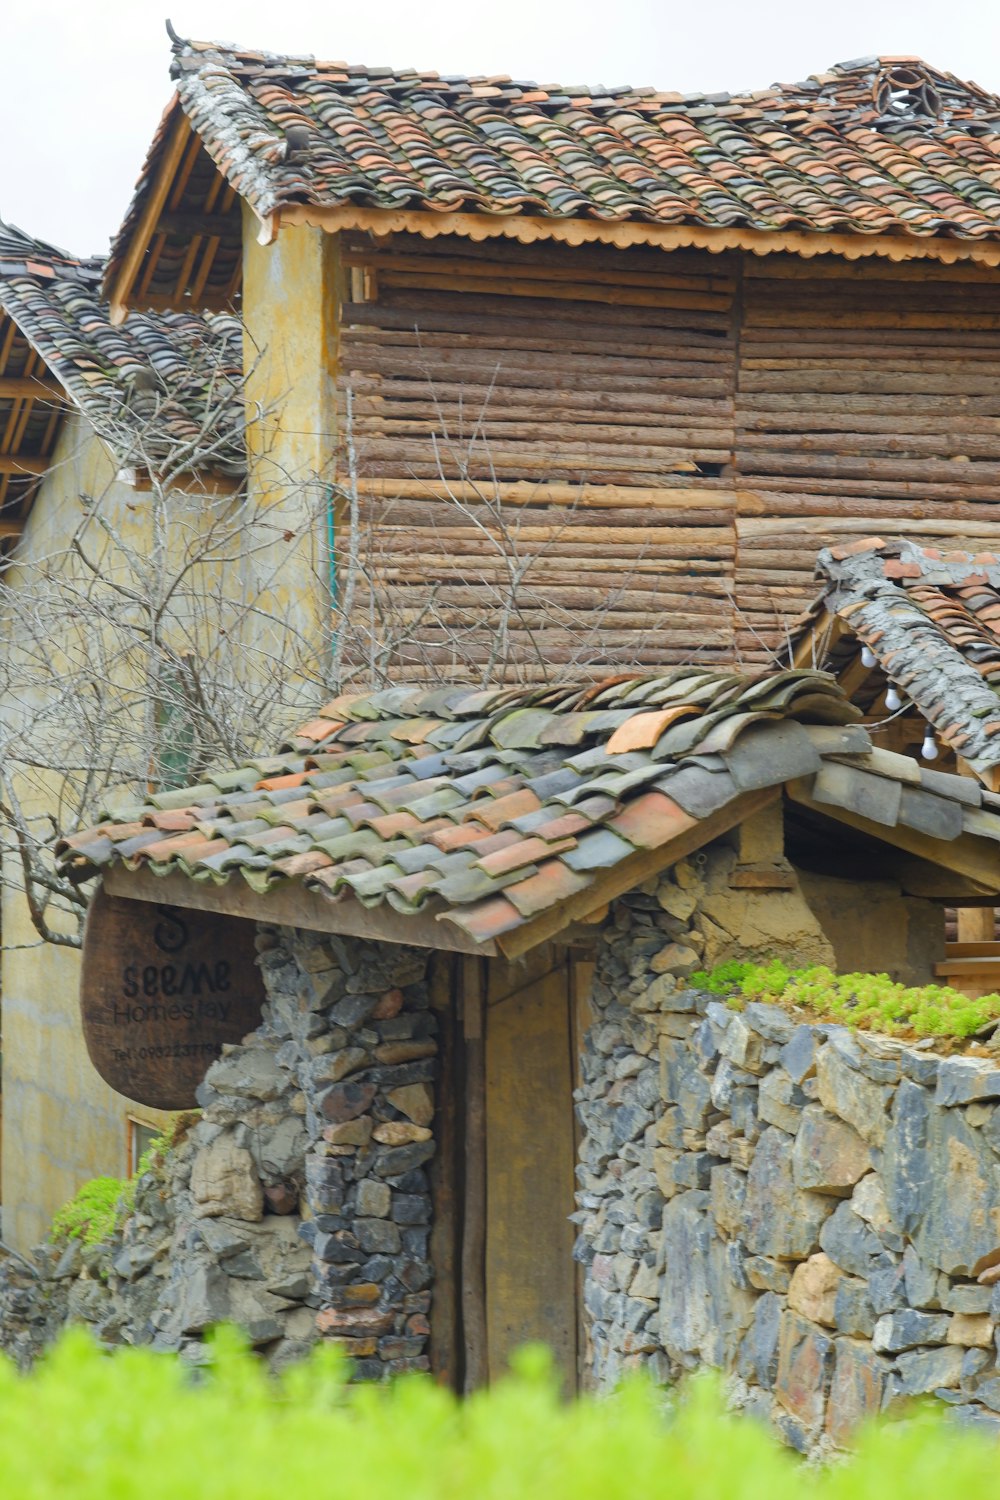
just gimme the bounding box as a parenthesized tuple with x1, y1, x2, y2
(335, 234, 1000, 681)
(735, 257, 1000, 663)
(337, 233, 738, 680)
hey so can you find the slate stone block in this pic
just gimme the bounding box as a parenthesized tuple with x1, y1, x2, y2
(709, 1165, 747, 1237)
(774, 1311, 836, 1434)
(792, 1106, 872, 1196)
(819, 1200, 890, 1279)
(660, 1191, 711, 1358)
(742, 1128, 833, 1259)
(825, 1339, 893, 1448)
(738, 1290, 782, 1390)
(935, 1058, 1000, 1109)
(873, 1309, 950, 1353)
(758, 1071, 804, 1134)
(779, 1026, 820, 1086)
(896, 1346, 964, 1395)
(834, 1276, 876, 1338)
(816, 1043, 893, 1147)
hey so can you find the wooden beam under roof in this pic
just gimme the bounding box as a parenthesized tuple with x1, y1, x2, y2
(0, 376, 63, 400)
(0, 456, 47, 476)
(786, 777, 1000, 894)
(108, 105, 193, 325)
(102, 864, 497, 957)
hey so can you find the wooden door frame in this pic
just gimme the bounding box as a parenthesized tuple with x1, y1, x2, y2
(428, 945, 597, 1393)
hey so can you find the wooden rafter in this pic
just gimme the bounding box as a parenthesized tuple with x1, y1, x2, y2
(108, 105, 193, 324)
(786, 777, 1000, 893)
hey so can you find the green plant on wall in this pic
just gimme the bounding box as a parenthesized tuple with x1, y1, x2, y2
(49, 1131, 171, 1249)
(689, 961, 1000, 1039)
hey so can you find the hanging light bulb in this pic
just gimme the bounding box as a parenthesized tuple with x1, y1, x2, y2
(921, 726, 939, 761)
(861, 645, 877, 669)
(885, 684, 903, 711)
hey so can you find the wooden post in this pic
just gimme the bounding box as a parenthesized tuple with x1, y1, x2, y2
(460, 955, 488, 1393)
(428, 955, 460, 1388)
(957, 908, 997, 943)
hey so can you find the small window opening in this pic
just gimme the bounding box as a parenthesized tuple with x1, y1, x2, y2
(127, 1117, 160, 1176)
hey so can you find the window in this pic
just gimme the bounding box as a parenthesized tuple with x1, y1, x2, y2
(127, 1117, 160, 1176)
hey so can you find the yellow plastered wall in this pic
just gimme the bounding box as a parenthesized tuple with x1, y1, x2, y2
(1, 415, 174, 1251)
(241, 205, 340, 687)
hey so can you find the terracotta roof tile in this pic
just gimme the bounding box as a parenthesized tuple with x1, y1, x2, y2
(60, 665, 1000, 946)
(809, 538, 1000, 772)
(108, 46, 1000, 302)
(0, 218, 244, 482)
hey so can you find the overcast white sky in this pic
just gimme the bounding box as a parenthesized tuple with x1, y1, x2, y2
(3, 0, 1000, 258)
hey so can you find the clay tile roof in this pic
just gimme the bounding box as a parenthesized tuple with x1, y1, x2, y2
(809, 538, 1000, 771)
(106, 45, 1000, 298)
(0, 219, 245, 480)
(59, 665, 1000, 950)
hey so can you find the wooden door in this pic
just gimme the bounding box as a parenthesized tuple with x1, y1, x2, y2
(460, 948, 587, 1391)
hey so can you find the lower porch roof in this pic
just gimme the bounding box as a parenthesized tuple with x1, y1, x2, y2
(57, 669, 1000, 959)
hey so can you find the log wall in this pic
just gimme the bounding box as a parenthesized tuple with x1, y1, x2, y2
(735, 257, 1000, 663)
(335, 232, 1000, 680)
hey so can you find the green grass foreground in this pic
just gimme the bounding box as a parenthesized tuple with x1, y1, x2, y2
(2, 1330, 998, 1498)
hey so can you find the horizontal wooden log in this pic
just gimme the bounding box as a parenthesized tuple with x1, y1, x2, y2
(344, 375, 734, 417)
(343, 246, 736, 296)
(344, 297, 735, 351)
(355, 479, 735, 508)
(380, 287, 733, 335)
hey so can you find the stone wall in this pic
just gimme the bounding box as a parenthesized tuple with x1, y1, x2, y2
(0, 926, 436, 1378)
(576, 854, 1000, 1451)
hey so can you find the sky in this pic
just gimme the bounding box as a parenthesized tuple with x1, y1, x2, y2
(3, 0, 1000, 258)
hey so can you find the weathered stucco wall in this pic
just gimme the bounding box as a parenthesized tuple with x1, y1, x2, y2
(0, 415, 174, 1250)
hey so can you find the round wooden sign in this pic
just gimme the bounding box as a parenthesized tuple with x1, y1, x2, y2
(80, 886, 266, 1110)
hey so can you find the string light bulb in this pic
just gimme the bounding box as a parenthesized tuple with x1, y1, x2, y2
(885, 684, 903, 711)
(921, 726, 939, 761)
(861, 645, 877, 669)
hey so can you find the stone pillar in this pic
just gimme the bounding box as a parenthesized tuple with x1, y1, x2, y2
(262, 928, 437, 1378)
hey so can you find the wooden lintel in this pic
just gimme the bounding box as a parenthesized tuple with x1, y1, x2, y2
(0, 456, 47, 476)
(116, 466, 243, 498)
(493, 786, 781, 960)
(102, 865, 496, 957)
(786, 779, 1000, 894)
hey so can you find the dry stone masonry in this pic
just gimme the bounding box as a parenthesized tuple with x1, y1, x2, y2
(0, 926, 435, 1378)
(7, 831, 1000, 1453)
(576, 850, 1000, 1450)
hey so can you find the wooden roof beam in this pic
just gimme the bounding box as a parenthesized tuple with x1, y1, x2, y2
(108, 106, 193, 325)
(0, 456, 47, 476)
(786, 777, 1000, 893)
(0, 377, 63, 401)
(102, 864, 496, 957)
